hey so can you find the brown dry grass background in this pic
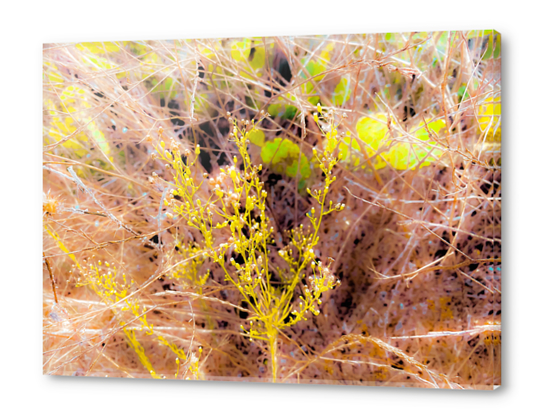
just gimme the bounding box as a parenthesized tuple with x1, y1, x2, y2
(43, 31, 501, 388)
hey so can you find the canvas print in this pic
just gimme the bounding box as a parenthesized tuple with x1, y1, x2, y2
(43, 31, 501, 388)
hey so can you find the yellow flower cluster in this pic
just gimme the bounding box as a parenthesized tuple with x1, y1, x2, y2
(76, 258, 195, 379)
(153, 112, 345, 381)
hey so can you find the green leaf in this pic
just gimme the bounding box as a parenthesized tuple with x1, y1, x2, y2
(300, 60, 326, 95)
(303, 60, 326, 80)
(248, 129, 265, 147)
(355, 114, 389, 152)
(332, 77, 352, 106)
(284, 105, 298, 120)
(249, 47, 266, 69)
(261, 138, 311, 179)
(148, 76, 177, 100)
(414, 119, 446, 142)
(76, 42, 122, 54)
(482, 31, 501, 60)
(231, 39, 251, 62)
(268, 103, 281, 117)
(267, 101, 298, 120)
(308, 96, 320, 106)
(337, 135, 362, 166)
(261, 138, 291, 164)
(478, 96, 501, 141)
(385, 119, 446, 170)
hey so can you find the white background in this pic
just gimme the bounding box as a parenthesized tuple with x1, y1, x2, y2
(0, 0, 536, 418)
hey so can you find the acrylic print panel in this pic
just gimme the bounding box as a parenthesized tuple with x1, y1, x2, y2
(43, 31, 501, 388)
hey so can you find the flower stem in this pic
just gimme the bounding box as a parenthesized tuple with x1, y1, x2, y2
(268, 329, 278, 383)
